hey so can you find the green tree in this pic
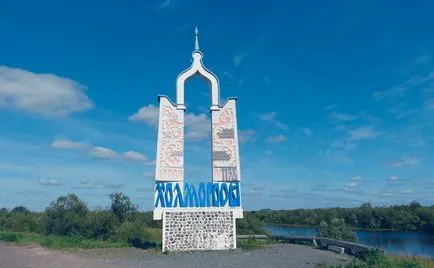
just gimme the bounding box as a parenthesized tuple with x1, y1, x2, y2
(44, 194, 88, 236)
(236, 212, 265, 234)
(317, 218, 356, 242)
(84, 210, 117, 240)
(10, 206, 30, 214)
(109, 192, 137, 223)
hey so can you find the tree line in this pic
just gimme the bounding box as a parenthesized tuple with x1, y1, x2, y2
(0, 192, 263, 248)
(1, 194, 433, 250)
(252, 201, 434, 231)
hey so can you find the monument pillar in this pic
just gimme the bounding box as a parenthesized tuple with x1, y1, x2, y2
(152, 27, 243, 251)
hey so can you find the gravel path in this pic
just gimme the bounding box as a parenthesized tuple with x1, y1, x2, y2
(0, 243, 351, 268)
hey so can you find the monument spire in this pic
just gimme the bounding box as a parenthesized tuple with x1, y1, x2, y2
(194, 26, 200, 51)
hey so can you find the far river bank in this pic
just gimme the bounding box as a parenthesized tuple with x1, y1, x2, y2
(265, 225, 434, 258)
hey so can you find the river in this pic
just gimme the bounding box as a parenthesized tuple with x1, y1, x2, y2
(265, 225, 434, 258)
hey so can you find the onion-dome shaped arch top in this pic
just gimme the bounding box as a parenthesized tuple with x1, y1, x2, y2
(175, 28, 220, 111)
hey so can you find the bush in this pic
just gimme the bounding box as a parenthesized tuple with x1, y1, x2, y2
(338, 249, 422, 268)
(44, 194, 88, 236)
(238, 238, 264, 250)
(2, 211, 43, 233)
(112, 220, 156, 249)
(237, 212, 265, 234)
(237, 238, 276, 250)
(84, 210, 117, 240)
(0, 232, 20, 242)
(317, 218, 356, 242)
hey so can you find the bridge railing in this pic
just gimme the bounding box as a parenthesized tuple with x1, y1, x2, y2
(237, 234, 379, 257)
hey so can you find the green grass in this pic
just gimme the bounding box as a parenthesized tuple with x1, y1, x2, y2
(390, 256, 434, 268)
(237, 238, 277, 250)
(316, 249, 434, 268)
(144, 227, 162, 245)
(0, 230, 128, 249)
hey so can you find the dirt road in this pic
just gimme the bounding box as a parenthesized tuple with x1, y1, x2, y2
(0, 243, 351, 268)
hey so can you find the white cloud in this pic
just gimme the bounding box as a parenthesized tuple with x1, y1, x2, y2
(259, 112, 289, 130)
(413, 54, 430, 64)
(347, 182, 358, 187)
(319, 139, 356, 164)
(348, 126, 379, 141)
(0, 66, 93, 117)
(129, 104, 159, 125)
(144, 160, 156, 167)
(75, 180, 124, 190)
(319, 149, 353, 164)
(326, 104, 337, 110)
(158, 0, 171, 9)
(328, 112, 358, 122)
(388, 176, 399, 181)
(75, 180, 100, 189)
(221, 71, 233, 80)
(260, 112, 277, 122)
(177, 23, 193, 32)
(400, 189, 415, 194)
(275, 122, 289, 130)
(39, 178, 62, 186)
(373, 72, 434, 101)
(233, 51, 248, 67)
(330, 140, 357, 151)
(123, 151, 148, 162)
(185, 112, 210, 140)
(89, 146, 116, 159)
(266, 134, 287, 143)
(342, 182, 359, 192)
(386, 157, 422, 168)
(302, 128, 312, 137)
(239, 129, 256, 143)
(143, 171, 154, 178)
(381, 189, 395, 197)
(52, 139, 87, 150)
(351, 176, 363, 181)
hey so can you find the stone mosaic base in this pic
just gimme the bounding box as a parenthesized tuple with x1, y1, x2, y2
(163, 209, 236, 251)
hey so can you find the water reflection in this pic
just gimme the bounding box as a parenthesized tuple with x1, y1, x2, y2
(265, 225, 434, 257)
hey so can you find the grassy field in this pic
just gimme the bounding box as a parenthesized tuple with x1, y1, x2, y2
(0, 230, 128, 249)
(0, 231, 129, 249)
(0, 228, 162, 250)
(237, 238, 278, 250)
(389, 255, 434, 268)
(317, 249, 434, 268)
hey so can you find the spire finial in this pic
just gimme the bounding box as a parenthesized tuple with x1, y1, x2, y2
(194, 26, 200, 51)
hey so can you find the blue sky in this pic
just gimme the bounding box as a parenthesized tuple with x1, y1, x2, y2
(1, 1, 434, 211)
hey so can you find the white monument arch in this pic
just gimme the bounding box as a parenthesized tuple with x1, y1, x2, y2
(153, 28, 243, 251)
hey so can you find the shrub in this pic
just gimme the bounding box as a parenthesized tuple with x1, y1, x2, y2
(112, 220, 156, 249)
(0, 232, 20, 242)
(44, 194, 88, 236)
(84, 210, 118, 240)
(317, 218, 356, 242)
(237, 212, 265, 234)
(2, 212, 43, 233)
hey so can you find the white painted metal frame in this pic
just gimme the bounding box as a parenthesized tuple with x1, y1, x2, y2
(176, 51, 220, 111)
